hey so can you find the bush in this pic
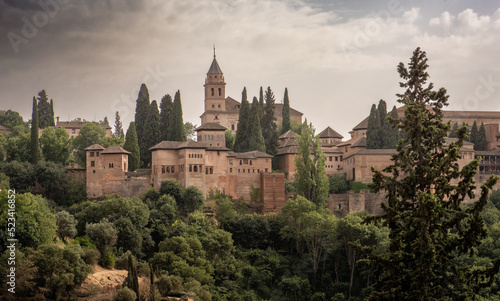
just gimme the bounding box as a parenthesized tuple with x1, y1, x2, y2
(114, 287, 137, 301)
(329, 174, 349, 194)
(156, 274, 184, 296)
(81, 247, 100, 266)
(349, 181, 372, 193)
(101, 251, 116, 269)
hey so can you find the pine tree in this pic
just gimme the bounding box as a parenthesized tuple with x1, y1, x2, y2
(135, 84, 150, 167)
(477, 122, 488, 151)
(470, 121, 479, 147)
(361, 47, 500, 300)
(449, 122, 459, 138)
(247, 97, 266, 152)
(262, 87, 279, 160)
(159, 94, 173, 141)
(113, 111, 124, 139)
(30, 97, 40, 164)
(293, 122, 329, 206)
(37, 90, 55, 128)
(282, 88, 291, 134)
(234, 87, 250, 152)
(366, 104, 380, 149)
(168, 90, 186, 142)
(123, 122, 140, 171)
(142, 101, 160, 166)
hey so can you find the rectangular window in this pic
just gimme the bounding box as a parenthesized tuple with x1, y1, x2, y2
(72, 129, 76, 134)
(166, 166, 170, 173)
(335, 157, 338, 161)
(93, 170, 95, 173)
(171, 166, 175, 173)
(265, 168, 268, 172)
(231, 124, 235, 130)
(249, 160, 252, 165)
(109, 163, 114, 168)
(329, 156, 332, 161)
(96, 152, 100, 157)
(90, 152, 94, 157)
(230, 168, 233, 173)
(162, 166, 166, 174)
(91, 161, 95, 167)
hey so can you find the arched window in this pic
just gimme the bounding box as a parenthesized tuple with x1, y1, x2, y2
(211, 88, 214, 96)
(194, 165, 198, 172)
(218, 88, 221, 96)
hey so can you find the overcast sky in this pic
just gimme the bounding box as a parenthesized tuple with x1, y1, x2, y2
(1, 0, 500, 138)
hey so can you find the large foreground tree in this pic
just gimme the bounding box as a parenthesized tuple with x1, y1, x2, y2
(362, 47, 500, 300)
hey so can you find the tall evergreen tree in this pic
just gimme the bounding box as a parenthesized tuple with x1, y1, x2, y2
(37, 90, 55, 128)
(102, 116, 109, 126)
(142, 101, 161, 166)
(159, 94, 173, 141)
(50, 100, 55, 124)
(234, 87, 250, 152)
(247, 97, 266, 152)
(293, 122, 329, 206)
(377, 100, 390, 148)
(135, 84, 150, 167)
(361, 47, 500, 300)
(30, 97, 40, 164)
(123, 122, 140, 171)
(113, 111, 124, 139)
(386, 105, 400, 148)
(259, 86, 264, 113)
(168, 90, 186, 142)
(449, 122, 459, 138)
(281, 88, 291, 134)
(262, 87, 279, 160)
(366, 104, 380, 149)
(470, 121, 479, 147)
(476, 122, 488, 151)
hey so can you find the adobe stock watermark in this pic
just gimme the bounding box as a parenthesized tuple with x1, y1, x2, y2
(457, 74, 500, 111)
(7, 0, 69, 54)
(110, 65, 168, 121)
(341, 0, 403, 62)
(6, 189, 17, 294)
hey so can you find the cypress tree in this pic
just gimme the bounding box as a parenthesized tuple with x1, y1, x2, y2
(476, 122, 488, 151)
(234, 87, 250, 152)
(30, 96, 41, 164)
(142, 101, 161, 166)
(449, 122, 459, 138)
(259, 86, 264, 113)
(470, 121, 479, 147)
(366, 104, 380, 149)
(262, 87, 279, 159)
(168, 90, 186, 142)
(377, 100, 389, 148)
(126, 253, 140, 301)
(123, 122, 140, 171)
(114, 111, 124, 139)
(159, 94, 173, 141)
(37, 90, 54, 128)
(361, 47, 500, 300)
(282, 88, 291, 134)
(135, 84, 150, 167)
(247, 97, 266, 152)
(385, 105, 400, 148)
(103, 116, 109, 126)
(50, 99, 55, 126)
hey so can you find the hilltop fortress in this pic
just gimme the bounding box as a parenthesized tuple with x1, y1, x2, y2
(85, 53, 500, 214)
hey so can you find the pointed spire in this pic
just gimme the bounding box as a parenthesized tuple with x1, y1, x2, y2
(207, 47, 223, 75)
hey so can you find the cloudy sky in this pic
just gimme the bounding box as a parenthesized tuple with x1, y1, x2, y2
(1, 0, 500, 138)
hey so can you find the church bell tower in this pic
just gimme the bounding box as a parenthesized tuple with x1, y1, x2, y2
(204, 47, 226, 112)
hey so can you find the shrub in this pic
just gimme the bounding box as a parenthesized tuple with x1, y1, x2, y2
(114, 287, 137, 301)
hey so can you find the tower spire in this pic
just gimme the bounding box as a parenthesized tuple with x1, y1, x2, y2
(213, 44, 216, 58)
